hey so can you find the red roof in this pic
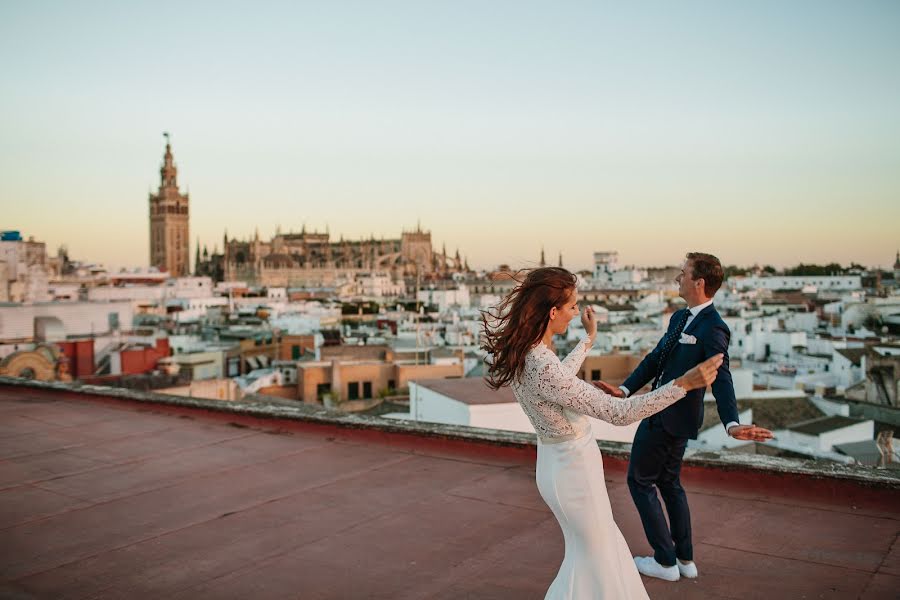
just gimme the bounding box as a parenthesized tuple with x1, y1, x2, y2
(0, 383, 898, 599)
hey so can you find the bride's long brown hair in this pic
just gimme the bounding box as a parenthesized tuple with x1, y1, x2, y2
(481, 267, 577, 390)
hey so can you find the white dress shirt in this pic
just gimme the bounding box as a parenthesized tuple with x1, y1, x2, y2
(619, 300, 740, 435)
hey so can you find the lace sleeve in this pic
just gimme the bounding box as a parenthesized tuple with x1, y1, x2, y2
(559, 336, 592, 377)
(534, 355, 687, 426)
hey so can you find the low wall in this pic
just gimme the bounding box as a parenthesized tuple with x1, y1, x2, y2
(2, 375, 898, 493)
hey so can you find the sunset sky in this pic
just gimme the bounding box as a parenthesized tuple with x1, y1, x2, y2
(1, 1, 898, 271)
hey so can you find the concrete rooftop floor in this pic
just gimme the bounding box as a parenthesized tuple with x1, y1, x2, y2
(0, 384, 898, 600)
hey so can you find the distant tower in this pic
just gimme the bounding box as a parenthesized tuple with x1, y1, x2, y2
(894, 250, 900, 280)
(149, 133, 190, 276)
(540, 246, 546, 267)
(593, 251, 619, 281)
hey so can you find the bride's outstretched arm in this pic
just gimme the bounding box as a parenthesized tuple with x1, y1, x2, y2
(533, 353, 723, 426)
(534, 359, 686, 425)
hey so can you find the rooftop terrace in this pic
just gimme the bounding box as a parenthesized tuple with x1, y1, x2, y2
(0, 377, 898, 599)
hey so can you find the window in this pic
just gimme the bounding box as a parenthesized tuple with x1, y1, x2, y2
(348, 382, 360, 400)
(316, 383, 331, 399)
(591, 369, 601, 380)
(227, 357, 240, 377)
(387, 379, 396, 391)
(363, 382, 372, 398)
(291, 345, 301, 360)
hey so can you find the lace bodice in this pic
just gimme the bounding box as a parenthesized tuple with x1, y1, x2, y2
(511, 337, 687, 441)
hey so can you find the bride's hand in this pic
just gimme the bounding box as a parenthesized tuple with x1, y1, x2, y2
(581, 305, 597, 338)
(674, 354, 724, 391)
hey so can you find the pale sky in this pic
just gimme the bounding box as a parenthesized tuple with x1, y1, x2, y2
(1, 1, 898, 272)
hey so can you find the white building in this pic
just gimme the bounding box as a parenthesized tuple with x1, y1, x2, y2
(475, 293, 502, 309)
(409, 377, 641, 443)
(841, 297, 900, 331)
(165, 276, 215, 298)
(166, 297, 229, 322)
(776, 416, 873, 460)
(47, 281, 81, 302)
(357, 272, 405, 298)
(164, 350, 226, 380)
(417, 285, 471, 312)
(832, 348, 865, 389)
(783, 312, 819, 333)
(88, 276, 215, 301)
(0, 233, 52, 303)
(88, 286, 167, 303)
(215, 281, 248, 294)
(0, 300, 134, 342)
(730, 275, 862, 292)
(593, 251, 619, 281)
(267, 302, 341, 335)
(610, 269, 646, 285)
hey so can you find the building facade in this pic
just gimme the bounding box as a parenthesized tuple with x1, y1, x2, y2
(0, 231, 52, 303)
(198, 223, 467, 286)
(149, 136, 190, 277)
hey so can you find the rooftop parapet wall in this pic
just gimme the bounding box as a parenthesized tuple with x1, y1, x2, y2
(1, 375, 898, 492)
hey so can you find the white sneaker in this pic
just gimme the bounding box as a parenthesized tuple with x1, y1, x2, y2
(634, 556, 680, 581)
(677, 559, 698, 578)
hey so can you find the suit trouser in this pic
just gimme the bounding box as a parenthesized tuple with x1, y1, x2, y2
(627, 415, 692, 567)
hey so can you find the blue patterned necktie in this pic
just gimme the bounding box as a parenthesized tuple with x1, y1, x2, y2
(653, 309, 692, 389)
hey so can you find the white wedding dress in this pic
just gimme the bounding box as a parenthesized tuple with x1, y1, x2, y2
(512, 338, 687, 600)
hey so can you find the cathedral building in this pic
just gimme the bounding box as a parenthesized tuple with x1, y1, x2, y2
(197, 223, 468, 286)
(149, 135, 190, 276)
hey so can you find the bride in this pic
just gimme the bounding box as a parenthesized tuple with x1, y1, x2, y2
(482, 267, 721, 599)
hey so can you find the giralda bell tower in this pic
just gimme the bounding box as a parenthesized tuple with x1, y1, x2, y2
(149, 133, 190, 276)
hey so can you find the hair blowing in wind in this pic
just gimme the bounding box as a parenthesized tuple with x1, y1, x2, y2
(481, 267, 577, 390)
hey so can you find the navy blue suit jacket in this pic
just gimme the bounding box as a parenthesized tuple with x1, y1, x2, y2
(622, 304, 738, 439)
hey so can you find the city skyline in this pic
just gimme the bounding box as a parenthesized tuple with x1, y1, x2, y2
(2, 1, 899, 271)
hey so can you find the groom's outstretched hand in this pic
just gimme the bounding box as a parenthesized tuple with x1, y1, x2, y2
(592, 381, 625, 398)
(728, 424, 775, 442)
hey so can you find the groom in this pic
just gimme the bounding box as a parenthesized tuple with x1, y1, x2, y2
(598, 252, 772, 582)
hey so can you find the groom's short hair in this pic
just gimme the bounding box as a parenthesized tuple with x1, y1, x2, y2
(686, 252, 724, 296)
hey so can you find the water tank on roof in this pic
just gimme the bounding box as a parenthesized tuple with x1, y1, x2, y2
(1, 231, 23, 241)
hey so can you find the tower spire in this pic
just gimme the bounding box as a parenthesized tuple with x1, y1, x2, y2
(159, 132, 177, 189)
(149, 134, 189, 276)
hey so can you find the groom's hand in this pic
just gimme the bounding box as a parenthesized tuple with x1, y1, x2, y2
(728, 424, 775, 442)
(592, 381, 625, 398)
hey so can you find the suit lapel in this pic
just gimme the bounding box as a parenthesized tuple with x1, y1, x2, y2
(683, 303, 716, 336)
